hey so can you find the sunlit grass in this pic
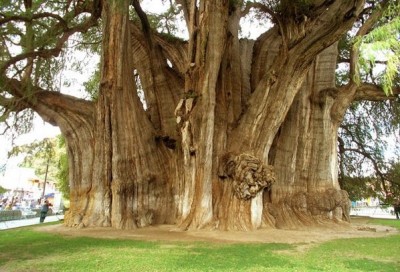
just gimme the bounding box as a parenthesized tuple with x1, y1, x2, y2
(0, 219, 399, 271)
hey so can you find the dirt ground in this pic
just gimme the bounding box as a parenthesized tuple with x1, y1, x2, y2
(37, 216, 398, 246)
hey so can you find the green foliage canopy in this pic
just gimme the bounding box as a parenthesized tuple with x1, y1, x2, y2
(338, 0, 400, 201)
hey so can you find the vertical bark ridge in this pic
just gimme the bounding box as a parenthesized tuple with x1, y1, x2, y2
(88, 0, 173, 229)
(267, 44, 351, 228)
(231, 1, 365, 157)
(179, 0, 232, 229)
(130, 23, 183, 138)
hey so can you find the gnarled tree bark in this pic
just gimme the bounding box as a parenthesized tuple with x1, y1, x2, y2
(6, 0, 393, 232)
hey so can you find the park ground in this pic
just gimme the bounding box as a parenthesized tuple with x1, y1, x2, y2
(37, 216, 398, 246)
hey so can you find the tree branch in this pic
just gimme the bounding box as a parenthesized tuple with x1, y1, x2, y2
(131, 0, 151, 34)
(0, 95, 27, 113)
(176, 0, 190, 25)
(0, 12, 66, 26)
(343, 146, 388, 188)
(331, 1, 392, 123)
(0, 2, 100, 75)
(4, 77, 94, 120)
(349, 0, 391, 81)
(354, 83, 400, 101)
(242, 2, 287, 53)
(341, 125, 388, 189)
(338, 57, 387, 65)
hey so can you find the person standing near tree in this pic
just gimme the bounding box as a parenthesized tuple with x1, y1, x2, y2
(39, 199, 53, 223)
(394, 198, 400, 220)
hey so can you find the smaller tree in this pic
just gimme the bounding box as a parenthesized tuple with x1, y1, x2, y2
(337, 2, 400, 204)
(55, 136, 69, 199)
(9, 135, 69, 199)
(341, 176, 380, 202)
(340, 158, 400, 205)
(384, 160, 400, 201)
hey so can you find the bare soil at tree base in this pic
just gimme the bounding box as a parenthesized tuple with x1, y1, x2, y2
(37, 216, 398, 246)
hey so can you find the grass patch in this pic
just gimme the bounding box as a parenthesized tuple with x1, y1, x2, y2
(0, 219, 399, 271)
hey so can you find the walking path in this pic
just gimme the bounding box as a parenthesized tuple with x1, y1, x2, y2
(0, 206, 397, 231)
(0, 214, 64, 230)
(350, 205, 397, 219)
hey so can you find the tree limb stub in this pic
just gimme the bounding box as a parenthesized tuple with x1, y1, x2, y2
(219, 153, 276, 200)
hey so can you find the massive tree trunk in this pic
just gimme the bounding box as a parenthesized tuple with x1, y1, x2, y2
(63, 0, 175, 228)
(268, 44, 351, 229)
(4, 0, 377, 231)
(62, 0, 366, 230)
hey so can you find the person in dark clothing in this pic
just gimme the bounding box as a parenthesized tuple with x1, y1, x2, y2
(394, 199, 400, 220)
(40, 199, 53, 223)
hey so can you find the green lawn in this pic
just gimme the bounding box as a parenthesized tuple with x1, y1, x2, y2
(0, 219, 399, 272)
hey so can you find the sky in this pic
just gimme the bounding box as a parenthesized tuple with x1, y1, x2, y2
(0, 117, 61, 169)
